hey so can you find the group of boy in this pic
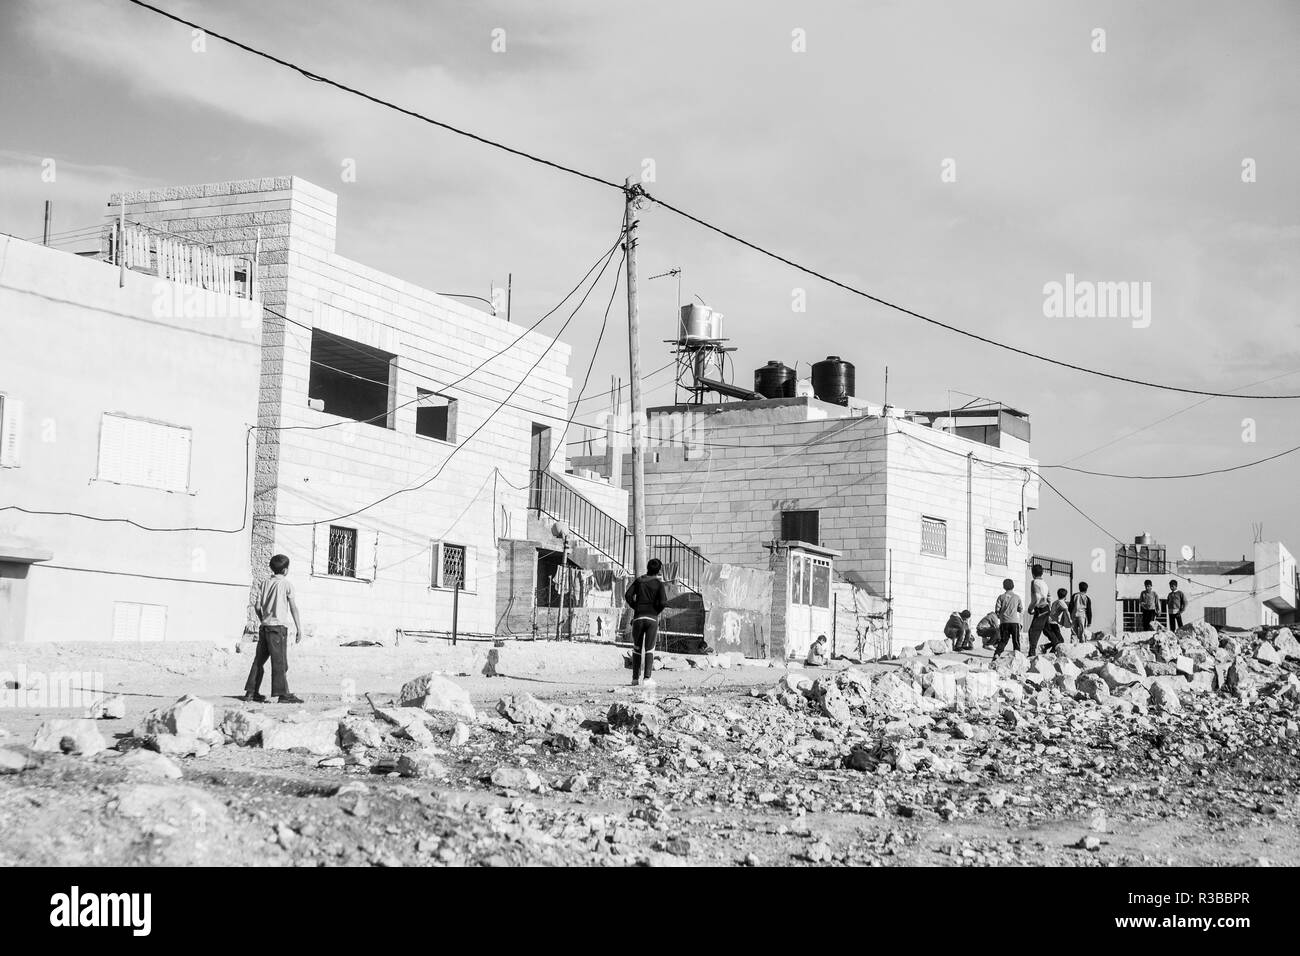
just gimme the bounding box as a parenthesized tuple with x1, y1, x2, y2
(945, 564, 1094, 659)
(1139, 579, 1186, 630)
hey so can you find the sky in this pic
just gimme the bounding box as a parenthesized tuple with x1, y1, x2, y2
(1, 0, 1297, 626)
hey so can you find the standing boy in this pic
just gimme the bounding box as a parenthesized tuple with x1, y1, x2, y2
(1026, 563, 1051, 655)
(1166, 580, 1186, 631)
(1069, 581, 1092, 642)
(1138, 579, 1161, 631)
(993, 578, 1023, 658)
(243, 553, 303, 704)
(624, 558, 668, 689)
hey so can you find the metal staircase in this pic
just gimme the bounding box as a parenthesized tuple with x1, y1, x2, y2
(531, 470, 709, 591)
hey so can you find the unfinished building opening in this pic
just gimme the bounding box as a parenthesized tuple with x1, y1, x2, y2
(416, 388, 457, 442)
(308, 328, 396, 428)
(781, 509, 820, 546)
(535, 548, 581, 608)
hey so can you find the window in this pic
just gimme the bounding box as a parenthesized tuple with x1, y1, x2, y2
(0, 394, 21, 467)
(415, 388, 457, 442)
(308, 328, 396, 429)
(1204, 606, 1226, 627)
(97, 413, 191, 492)
(781, 510, 820, 545)
(790, 554, 831, 608)
(112, 602, 167, 642)
(312, 524, 376, 581)
(921, 516, 947, 557)
(328, 526, 358, 577)
(985, 529, 1008, 566)
(432, 541, 475, 591)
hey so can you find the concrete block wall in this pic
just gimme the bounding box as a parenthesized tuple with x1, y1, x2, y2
(110, 178, 578, 642)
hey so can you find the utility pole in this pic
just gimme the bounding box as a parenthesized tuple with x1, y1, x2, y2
(624, 179, 647, 576)
(42, 201, 51, 246)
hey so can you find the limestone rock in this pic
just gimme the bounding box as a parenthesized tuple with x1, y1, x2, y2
(139, 695, 215, 740)
(397, 751, 450, 779)
(450, 722, 472, 746)
(120, 749, 183, 779)
(1255, 642, 1281, 666)
(990, 651, 1028, 678)
(1076, 673, 1111, 703)
(1273, 628, 1300, 661)
(260, 717, 341, 755)
(0, 747, 31, 774)
(1096, 663, 1142, 691)
(812, 678, 851, 724)
(606, 702, 661, 738)
(1149, 681, 1181, 712)
(219, 709, 275, 746)
(489, 766, 542, 791)
(338, 717, 384, 750)
(32, 718, 107, 756)
(398, 673, 476, 721)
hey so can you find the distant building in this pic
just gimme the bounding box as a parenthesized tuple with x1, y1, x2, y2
(0, 233, 260, 642)
(1114, 534, 1297, 631)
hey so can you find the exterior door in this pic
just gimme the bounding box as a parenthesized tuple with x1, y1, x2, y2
(788, 551, 832, 661)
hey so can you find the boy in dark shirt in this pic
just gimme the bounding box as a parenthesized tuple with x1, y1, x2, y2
(624, 558, 668, 689)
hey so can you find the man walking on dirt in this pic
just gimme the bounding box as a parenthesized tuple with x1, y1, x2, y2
(624, 558, 668, 689)
(243, 553, 304, 704)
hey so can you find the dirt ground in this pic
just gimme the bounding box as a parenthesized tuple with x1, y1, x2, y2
(0, 639, 1296, 867)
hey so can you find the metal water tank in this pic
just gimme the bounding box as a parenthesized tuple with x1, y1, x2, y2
(678, 304, 718, 342)
(811, 356, 855, 405)
(754, 360, 796, 399)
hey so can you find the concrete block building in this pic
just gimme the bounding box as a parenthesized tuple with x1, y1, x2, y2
(0, 235, 260, 642)
(576, 395, 1039, 657)
(1114, 534, 1297, 630)
(103, 176, 626, 643)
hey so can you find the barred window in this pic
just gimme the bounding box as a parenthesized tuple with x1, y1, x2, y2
(441, 544, 466, 588)
(920, 516, 947, 557)
(328, 526, 357, 577)
(985, 529, 1008, 566)
(1204, 606, 1226, 627)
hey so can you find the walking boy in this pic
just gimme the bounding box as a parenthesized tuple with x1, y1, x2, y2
(992, 578, 1023, 658)
(1166, 579, 1186, 631)
(1026, 563, 1051, 655)
(1139, 579, 1160, 631)
(243, 553, 303, 704)
(624, 558, 668, 689)
(1069, 581, 1092, 642)
(1044, 587, 1070, 651)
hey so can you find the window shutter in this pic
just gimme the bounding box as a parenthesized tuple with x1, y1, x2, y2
(464, 546, 477, 592)
(112, 602, 167, 641)
(312, 523, 331, 574)
(432, 541, 445, 588)
(0, 398, 22, 467)
(356, 530, 378, 582)
(97, 414, 190, 491)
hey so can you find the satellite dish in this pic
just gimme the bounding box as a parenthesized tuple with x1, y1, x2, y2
(551, 520, 570, 540)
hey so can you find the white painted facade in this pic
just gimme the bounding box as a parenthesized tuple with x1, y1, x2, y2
(0, 236, 260, 643)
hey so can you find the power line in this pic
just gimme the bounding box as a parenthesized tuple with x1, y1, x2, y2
(1043, 442, 1300, 480)
(121, 0, 622, 192)
(117, 1, 1300, 403)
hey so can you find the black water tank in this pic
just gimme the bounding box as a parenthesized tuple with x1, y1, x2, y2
(811, 356, 855, 405)
(754, 360, 796, 399)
